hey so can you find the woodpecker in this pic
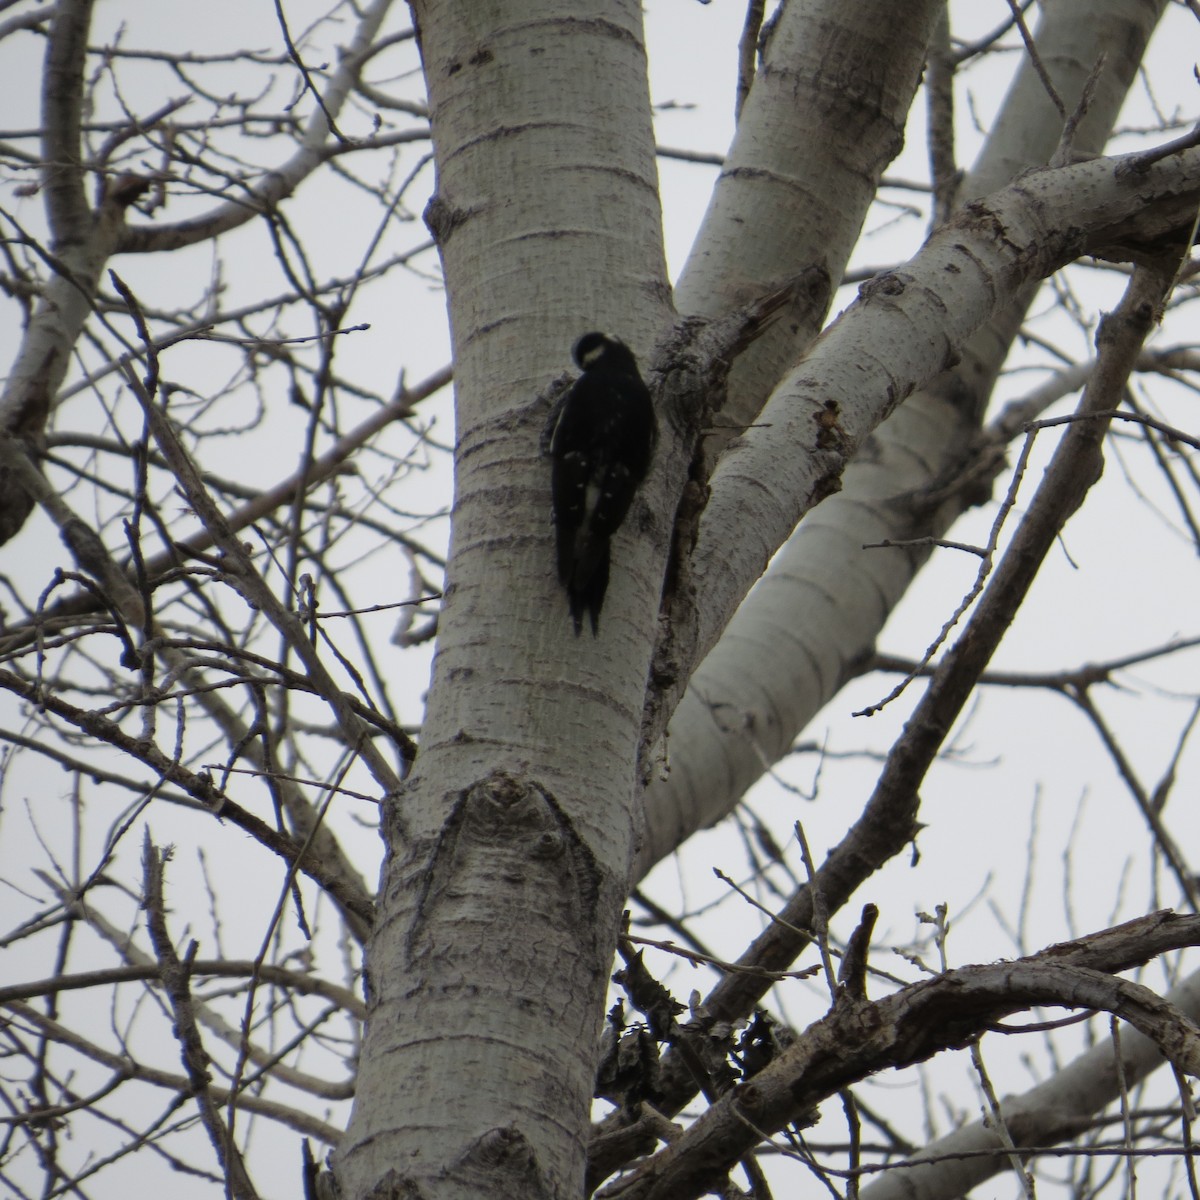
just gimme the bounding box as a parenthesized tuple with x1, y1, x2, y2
(548, 332, 657, 635)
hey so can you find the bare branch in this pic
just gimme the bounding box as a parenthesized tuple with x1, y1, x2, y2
(143, 834, 260, 1198)
(600, 912, 1200, 1200)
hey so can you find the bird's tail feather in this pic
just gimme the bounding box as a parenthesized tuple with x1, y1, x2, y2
(568, 540, 610, 636)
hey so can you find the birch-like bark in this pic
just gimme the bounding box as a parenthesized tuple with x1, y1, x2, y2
(672, 0, 944, 431)
(636, 0, 1170, 874)
(681, 149, 1194, 735)
(335, 4, 672, 1197)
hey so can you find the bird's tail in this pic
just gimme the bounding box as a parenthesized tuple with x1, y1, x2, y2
(567, 539, 610, 636)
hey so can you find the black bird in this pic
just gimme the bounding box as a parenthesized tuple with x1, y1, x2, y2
(548, 332, 657, 635)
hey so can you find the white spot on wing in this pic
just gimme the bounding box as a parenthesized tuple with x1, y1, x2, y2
(584, 482, 601, 518)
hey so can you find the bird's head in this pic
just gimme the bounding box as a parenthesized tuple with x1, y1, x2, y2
(572, 331, 629, 371)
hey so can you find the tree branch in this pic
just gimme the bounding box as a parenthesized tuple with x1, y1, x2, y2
(600, 911, 1200, 1200)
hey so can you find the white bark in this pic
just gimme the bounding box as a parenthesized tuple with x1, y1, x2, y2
(685, 141, 1198, 683)
(336, 4, 671, 1197)
(673, 0, 944, 426)
(337, 3, 1199, 1195)
(636, 0, 1170, 874)
(4, 0, 1199, 1195)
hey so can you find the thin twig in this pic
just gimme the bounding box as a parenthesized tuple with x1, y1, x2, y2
(143, 834, 260, 1198)
(1005, 0, 1065, 118)
(734, 0, 765, 120)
